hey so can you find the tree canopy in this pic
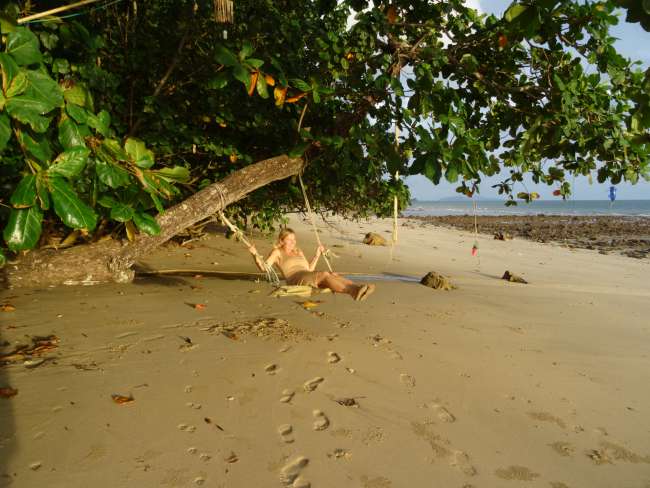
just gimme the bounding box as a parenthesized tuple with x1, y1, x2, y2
(1, 0, 649, 267)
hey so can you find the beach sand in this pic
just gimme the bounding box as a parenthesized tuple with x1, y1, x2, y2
(1, 215, 649, 487)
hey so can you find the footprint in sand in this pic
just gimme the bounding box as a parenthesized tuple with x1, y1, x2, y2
(451, 451, 477, 476)
(495, 465, 540, 481)
(278, 424, 294, 444)
(549, 441, 575, 457)
(327, 352, 341, 364)
(312, 410, 330, 431)
(428, 403, 456, 423)
(303, 377, 324, 392)
(265, 364, 279, 375)
(280, 389, 295, 403)
(178, 424, 196, 433)
(279, 456, 309, 486)
(400, 373, 416, 388)
(292, 477, 311, 488)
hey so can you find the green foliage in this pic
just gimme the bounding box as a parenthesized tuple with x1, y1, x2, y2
(3, 206, 43, 251)
(1, 0, 649, 257)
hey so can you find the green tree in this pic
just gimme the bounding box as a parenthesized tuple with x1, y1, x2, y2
(1, 0, 648, 286)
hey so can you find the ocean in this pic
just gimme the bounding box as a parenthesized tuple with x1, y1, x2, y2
(404, 200, 650, 217)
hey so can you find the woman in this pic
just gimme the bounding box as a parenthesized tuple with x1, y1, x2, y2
(248, 228, 375, 301)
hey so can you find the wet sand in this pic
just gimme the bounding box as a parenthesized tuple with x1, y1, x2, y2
(1, 215, 649, 487)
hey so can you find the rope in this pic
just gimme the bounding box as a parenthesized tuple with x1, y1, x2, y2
(471, 198, 481, 267)
(297, 173, 333, 272)
(18, 0, 126, 24)
(218, 211, 280, 286)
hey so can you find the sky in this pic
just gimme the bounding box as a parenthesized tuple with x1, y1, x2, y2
(405, 0, 650, 201)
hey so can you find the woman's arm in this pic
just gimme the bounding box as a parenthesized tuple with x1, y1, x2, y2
(307, 245, 324, 271)
(248, 246, 279, 271)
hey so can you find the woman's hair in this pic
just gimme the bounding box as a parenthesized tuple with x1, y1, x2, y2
(275, 228, 296, 249)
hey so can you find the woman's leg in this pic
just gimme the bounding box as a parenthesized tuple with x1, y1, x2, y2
(316, 272, 360, 298)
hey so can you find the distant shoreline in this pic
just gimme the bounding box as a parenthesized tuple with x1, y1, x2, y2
(405, 199, 650, 217)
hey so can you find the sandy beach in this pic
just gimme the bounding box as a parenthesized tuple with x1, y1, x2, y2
(1, 215, 650, 488)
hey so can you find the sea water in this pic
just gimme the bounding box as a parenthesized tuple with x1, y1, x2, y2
(404, 200, 650, 217)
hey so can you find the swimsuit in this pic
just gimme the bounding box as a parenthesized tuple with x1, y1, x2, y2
(278, 252, 320, 287)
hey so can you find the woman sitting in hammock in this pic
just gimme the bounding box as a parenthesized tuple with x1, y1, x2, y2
(248, 228, 375, 301)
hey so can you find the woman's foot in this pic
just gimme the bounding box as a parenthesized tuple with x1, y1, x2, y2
(355, 284, 375, 301)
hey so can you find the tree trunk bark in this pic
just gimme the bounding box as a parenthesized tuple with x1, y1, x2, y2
(2, 155, 304, 289)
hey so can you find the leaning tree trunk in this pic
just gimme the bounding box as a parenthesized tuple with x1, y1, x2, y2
(2, 155, 304, 289)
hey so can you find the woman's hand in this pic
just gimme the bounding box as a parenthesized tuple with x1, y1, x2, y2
(248, 244, 257, 256)
(316, 244, 325, 256)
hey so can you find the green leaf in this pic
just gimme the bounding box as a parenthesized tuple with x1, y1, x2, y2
(460, 53, 479, 72)
(5, 69, 27, 98)
(125, 138, 154, 169)
(155, 165, 190, 182)
(139, 171, 177, 199)
(256, 72, 269, 99)
(5, 71, 63, 132)
(149, 191, 164, 213)
(35, 172, 50, 210)
(206, 72, 229, 90)
(97, 195, 118, 208)
(232, 63, 250, 86)
(87, 110, 111, 136)
(49, 147, 90, 178)
(63, 83, 89, 107)
(95, 160, 130, 188)
(288, 142, 310, 158)
(445, 164, 459, 183)
(58, 117, 88, 149)
(16, 128, 52, 163)
(66, 103, 88, 124)
(0, 249, 5, 268)
(0, 52, 19, 93)
(423, 158, 442, 184)
(6, 27, 42, 66)
(110, 202, 135, 222)
(239, 41, 254, 60)
(290, 78, 312, 92)
(10, 174, 37, 208)
(215, 45, 238, 66)
(52, 58, 69, 74)
(0, 12, 17, 34)
(3, 206, 43, 251)
(504, 3, 529, 22)
(133, 211, 161, 235)
(100, 139, 129, 161)
(49, 176, 97, 231)
(246, 58, 264, 69)
(0, 113, 11, 152)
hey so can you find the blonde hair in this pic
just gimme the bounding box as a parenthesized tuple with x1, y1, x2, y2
(275, 228, 297, 250)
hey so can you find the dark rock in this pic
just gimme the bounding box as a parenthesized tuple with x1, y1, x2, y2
(362, 232, 387, 246)
(420, 271, 455, 291)
(502, 270, 528, 284)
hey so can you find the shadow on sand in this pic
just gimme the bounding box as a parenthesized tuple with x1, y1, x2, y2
(0, 328, 16, 486)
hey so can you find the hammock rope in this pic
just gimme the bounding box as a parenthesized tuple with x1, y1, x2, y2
(471, 198, 481, 267)
(217, 211, 281, 286)
(298, 173, 334, 272)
